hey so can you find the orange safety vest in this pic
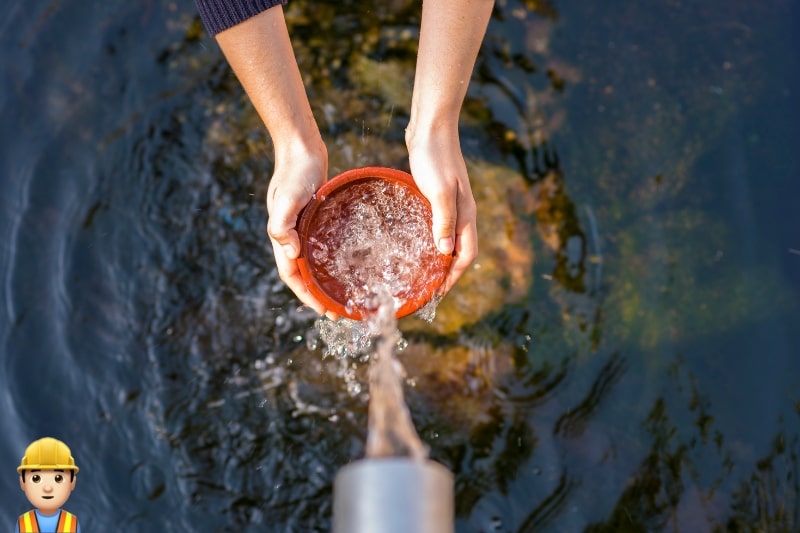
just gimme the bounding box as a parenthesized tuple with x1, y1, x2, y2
(17, 510, 78, 533)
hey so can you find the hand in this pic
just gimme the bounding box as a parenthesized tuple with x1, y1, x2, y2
(405, 0, 492, 293)
(407, 127, 478, 293)
(266, 141, 334, 317)
(215, 7, 337, 317)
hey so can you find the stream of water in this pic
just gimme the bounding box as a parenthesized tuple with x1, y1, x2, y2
(363, 293, 428, 461)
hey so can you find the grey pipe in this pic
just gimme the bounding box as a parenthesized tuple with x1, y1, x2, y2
(333, 458, 454, 533)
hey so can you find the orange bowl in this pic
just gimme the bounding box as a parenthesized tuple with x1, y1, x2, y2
(296, 167, 452, 320)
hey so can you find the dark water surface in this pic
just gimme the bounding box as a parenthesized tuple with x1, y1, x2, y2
(1, 0, 798, 531)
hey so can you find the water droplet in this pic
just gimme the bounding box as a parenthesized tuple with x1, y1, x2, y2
(347, 382, 362, 396)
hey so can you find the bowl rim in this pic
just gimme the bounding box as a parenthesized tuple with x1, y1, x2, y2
(295, 166, 452, 320)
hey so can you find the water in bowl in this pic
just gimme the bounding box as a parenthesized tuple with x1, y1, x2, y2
(306, 178, 445, 318)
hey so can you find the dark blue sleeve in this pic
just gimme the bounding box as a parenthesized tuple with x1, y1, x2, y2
(195, 0, 289, 36)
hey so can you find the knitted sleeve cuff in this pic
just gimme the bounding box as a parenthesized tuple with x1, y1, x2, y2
(195, 0, 288, 37)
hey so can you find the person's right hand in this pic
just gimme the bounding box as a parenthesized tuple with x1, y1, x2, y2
(266, 141, 332, 317)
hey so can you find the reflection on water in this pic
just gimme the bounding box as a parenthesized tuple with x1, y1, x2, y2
(0, 0, 798, 531)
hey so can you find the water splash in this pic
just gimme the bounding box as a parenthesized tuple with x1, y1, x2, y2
(316, 289, 428, 461)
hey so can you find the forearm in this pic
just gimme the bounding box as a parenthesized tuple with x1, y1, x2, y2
(407, 0, 494, 139)
(214, 6, 324, 162)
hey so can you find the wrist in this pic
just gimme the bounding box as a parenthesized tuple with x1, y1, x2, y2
(272, 132, 327, 168)
(405, 117, 460, 153)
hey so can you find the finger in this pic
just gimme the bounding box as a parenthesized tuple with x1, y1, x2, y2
(442, 218, 478, 293)
(440, 188, 478, 292)
(270, 235, 328, 315)
(427, 188, 458, 256)
(268, 221, 301, 260)
(269, 216, 340, 318)
(267, 193, 305, 259)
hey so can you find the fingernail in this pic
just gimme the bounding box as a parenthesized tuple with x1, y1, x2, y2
(437, 237, 454, 255)
(282, 243, 297, 258)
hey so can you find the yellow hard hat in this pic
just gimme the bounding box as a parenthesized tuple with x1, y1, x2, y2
(17, 437, 79, 473)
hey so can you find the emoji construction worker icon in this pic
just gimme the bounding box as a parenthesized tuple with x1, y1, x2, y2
(15, 437, 81, 533)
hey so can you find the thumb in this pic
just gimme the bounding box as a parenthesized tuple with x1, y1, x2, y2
(267, 203, 302, 260)
(429, 195, 457, 256)
(269, 226, 300, 260)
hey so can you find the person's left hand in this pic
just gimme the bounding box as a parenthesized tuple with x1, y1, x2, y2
(406, 127, 478, 294)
